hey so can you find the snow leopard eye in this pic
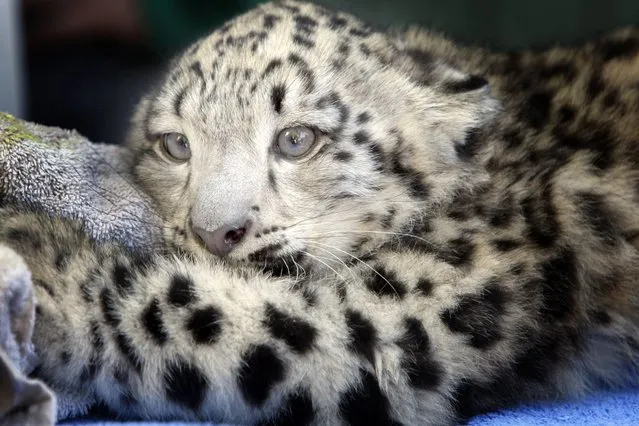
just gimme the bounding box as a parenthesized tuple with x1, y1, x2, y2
(276, 126, 316, 159)
(161, 132, 191, 162)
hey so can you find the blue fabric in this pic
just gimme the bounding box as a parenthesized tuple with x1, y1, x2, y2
(469, 389, 639, 425)
(63, 389, 639, 426)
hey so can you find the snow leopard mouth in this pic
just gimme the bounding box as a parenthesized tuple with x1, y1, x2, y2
(244, 243, 307, 278)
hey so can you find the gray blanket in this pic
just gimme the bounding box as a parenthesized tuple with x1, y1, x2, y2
(0, 112, 163, 424)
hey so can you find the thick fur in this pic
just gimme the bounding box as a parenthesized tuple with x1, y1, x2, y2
(2, 1, 639, 425)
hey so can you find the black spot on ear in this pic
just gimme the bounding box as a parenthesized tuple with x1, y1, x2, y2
(164, 357, 209, 411)
(263, 304, 317, 354)
(396, 317, 443, 389)
(271, 84, 286, 114)
(520, 91, 552, 129)
(186, 305, 223, 344)
(443, 75, 488, 94)
(600, 37, 639, 61)
(238, 344, 286, 406)
(141, 298, 168, 345)
(167, 273, 198, 307)
(339, 369, 397, 426)
(455, 128, 482, 160)
(345, 309, 377, 365)
(575, 192, 618, 246)
(251, 205, 260, 212)
(257, 389, 315, 426)
(113, 262, 135, 297)
(364, 267, 407, 299)
(415, 278, 434, 296)
(539, 248, 578, 321)
(405, 48, 435, 73)
(440, 281, 507, 349)
(100, 288, 120, 327)
(115, 332, 143, 374)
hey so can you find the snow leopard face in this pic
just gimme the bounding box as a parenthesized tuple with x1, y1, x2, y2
(128, 1, 495, 271)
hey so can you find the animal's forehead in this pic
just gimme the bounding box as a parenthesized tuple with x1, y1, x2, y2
(163, 1, 375, 90)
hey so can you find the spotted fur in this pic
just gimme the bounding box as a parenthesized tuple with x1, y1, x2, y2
(3, 1, 639, 425)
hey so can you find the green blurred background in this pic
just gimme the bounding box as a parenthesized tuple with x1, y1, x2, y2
(138, 0, 639, 54)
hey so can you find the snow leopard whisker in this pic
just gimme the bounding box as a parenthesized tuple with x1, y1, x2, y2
(303, 229, 434, 246)
(299, 250, 349, 283)
(302, 239, 400, 297)
(300, 241, 361, 285)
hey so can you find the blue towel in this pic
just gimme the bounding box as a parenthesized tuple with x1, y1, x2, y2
(470, 389, 639, 425)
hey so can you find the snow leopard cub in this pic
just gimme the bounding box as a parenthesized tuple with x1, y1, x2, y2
(2, 1, 639, 425)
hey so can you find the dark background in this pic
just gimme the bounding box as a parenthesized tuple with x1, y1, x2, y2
(20, 0, 639, 145)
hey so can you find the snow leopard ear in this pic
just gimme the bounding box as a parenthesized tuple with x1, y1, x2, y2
(398, 47, 499, 157)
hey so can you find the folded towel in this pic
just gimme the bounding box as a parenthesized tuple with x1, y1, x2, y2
(0, 112, 162, 252)
(0, 243, 56, 426)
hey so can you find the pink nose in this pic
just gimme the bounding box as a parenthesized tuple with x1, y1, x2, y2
(193, 221, 251, 256)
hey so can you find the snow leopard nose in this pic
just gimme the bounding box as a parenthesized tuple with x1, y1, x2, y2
(193, 221, 251, 256)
